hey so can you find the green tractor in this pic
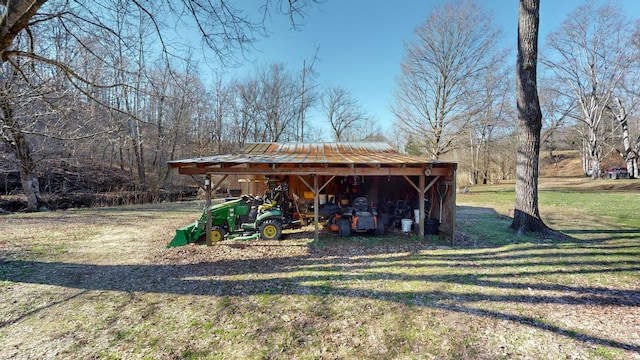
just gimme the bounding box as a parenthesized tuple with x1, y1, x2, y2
(167, 182, 292, 247)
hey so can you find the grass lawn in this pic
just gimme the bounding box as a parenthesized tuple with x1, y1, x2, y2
(0, 178, 639, 359)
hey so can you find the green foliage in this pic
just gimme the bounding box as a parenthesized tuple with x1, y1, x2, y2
(404, 136, 424, 156)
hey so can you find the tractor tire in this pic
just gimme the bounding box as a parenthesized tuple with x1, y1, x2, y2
(210, 226, 226, 242)
(259, 219, 282, 240)
(338, 219, 351, 237)
(374, 217, 385, 236)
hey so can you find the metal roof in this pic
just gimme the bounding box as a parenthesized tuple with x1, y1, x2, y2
(167, 142, 456, 176)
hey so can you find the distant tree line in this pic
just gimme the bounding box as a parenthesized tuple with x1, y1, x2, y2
(393, 0, 640, 184)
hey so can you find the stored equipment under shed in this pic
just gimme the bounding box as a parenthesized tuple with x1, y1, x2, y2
(167, 142, 457, 244)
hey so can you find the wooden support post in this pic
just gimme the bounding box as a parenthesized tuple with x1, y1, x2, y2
(205, 174, 212, 246)
(297, 174, 335, 243)
(418, 174, 425, 238)
(403, 174, 439, 239)
(313, 174, 319, 242)
(204, 174, 228, 246)
(451, 169, 457, 246)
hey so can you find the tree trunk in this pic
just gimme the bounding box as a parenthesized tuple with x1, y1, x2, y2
(0, 92, 41, 211)
(633, 135, 640, 179)
(612, 97, 638, 178)
(587, 127, 602, 179)
(481, 127, 492, 185)
(511, 0, 549, 235)
(0, 0, 48, 57)
(13, 126, 40, 211)
(19, 164, 41, 212)
(469, 131, 478, 184)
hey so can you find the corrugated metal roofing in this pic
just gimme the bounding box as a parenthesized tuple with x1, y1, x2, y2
(167, 142, 446, 168)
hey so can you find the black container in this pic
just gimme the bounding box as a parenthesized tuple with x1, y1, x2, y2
(425, 218, 440, 235)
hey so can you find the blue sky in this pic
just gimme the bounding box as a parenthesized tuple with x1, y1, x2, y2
(205, 0, 640, 136)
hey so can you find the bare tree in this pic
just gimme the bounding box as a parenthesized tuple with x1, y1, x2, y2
(608, 96, 639, 178)
(538, 83, 575, 159)
(1, 1, 319, 65)
(0, 18, 118, 210)
(0, 0, 319, 209)
(226, 64, 302, 144)
(232, 77, 261, 145)
(209, 76, 233, 154)
(256, 63, 301, 142)
(543, 1, 637, 179)
(110, 2, 149, 188)
(0, 66, 42, 210)
(467, 60, 512, 184)
(392, 0, 502, 159)
(322, 86, 369, 141)
(511, 0, 549, 235)
(146, 62, 214, 172)
(297, 47, 320, 142)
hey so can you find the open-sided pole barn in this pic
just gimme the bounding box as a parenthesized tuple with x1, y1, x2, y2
(168, 142, 457, 243)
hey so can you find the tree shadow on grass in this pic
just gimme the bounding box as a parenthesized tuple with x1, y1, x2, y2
(561, 229, 640, 242)
(1, 241, 639, 353)
(1, 204, 639, 354)
(456, 204, 640, 246)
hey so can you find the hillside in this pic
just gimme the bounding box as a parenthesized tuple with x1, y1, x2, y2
(539, 151, 585, 177)
(535, 150, 640, 191)
(0, 162, 197, 212)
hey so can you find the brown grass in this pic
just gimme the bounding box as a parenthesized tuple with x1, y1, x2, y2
(1, 192, 639, 359)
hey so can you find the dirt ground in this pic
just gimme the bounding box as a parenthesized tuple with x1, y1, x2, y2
(0, 201, 639, 359)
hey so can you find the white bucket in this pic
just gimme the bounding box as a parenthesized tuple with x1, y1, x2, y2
(401, 218, 413, 232)
(414, 209, 420, 224)
(318, 194, 327, 205)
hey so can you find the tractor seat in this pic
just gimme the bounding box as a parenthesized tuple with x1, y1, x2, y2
(352, 197, 370, 212)
(258, 190, 281, 212)
(258, 200, 276, 212)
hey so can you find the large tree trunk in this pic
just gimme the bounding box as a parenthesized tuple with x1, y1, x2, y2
(0, 92, 41, 211)
(19, 162, 41, 212)
(13, 127, 41, 211)
(587, 127, 602, 179)
(9, 132, 40, 211)
(0, 0, 48, 58)
(511, 0, 549, 235)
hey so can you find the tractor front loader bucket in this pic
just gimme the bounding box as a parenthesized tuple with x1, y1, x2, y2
(167, 222, 203, 248)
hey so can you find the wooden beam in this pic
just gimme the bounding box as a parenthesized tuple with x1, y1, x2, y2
(424, 176, 440, 194)
(177, 166, 447, 177)
(297, 175, 313, 193)
(318, 175, 336, 193)
(402, 175, 420, 193)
